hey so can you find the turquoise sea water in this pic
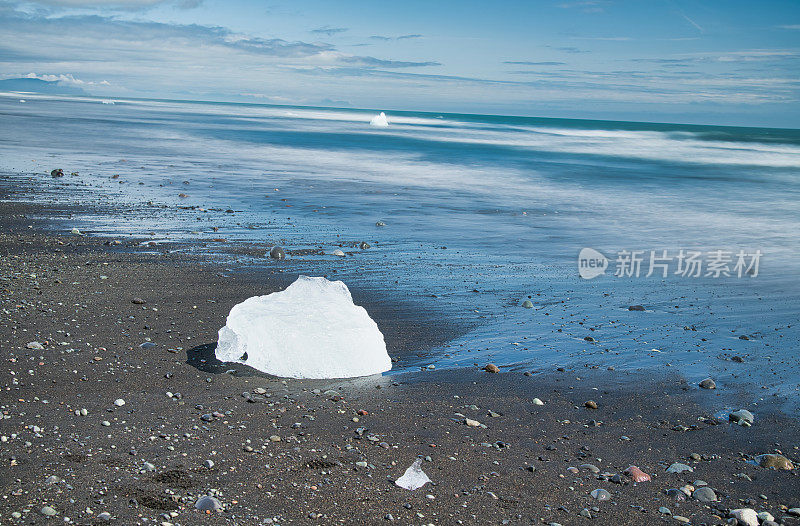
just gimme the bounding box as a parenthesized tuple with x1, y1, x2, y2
(2, 93, 799, 406)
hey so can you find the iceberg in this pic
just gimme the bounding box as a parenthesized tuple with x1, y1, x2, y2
(370, 111, 389, 127)
(215, 276, 391, 379)
(395, 458, 431, 490)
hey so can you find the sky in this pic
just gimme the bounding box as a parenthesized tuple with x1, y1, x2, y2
(1, 0, 799, 127)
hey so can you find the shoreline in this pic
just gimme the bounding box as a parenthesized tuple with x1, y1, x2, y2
(1, 179, 799, 525)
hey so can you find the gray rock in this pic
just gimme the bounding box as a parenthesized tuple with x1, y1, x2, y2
(26, 341, 44, 350)
(692, 487, 717, 502)
(204, 460, 214, 469)
(359, 242, 371, 249)
(332, 249, 346, 257)
(580, 463, 600, 473)
(97, 512, 111, 521)
(522, 300, 533, 308)
(658, 507, 671, 515)
(729, 409, 754, 426)
(666, 462, 694, 474)
(590, 488, 611, 500)
(194, 495, 222, 511)
(41, 506, 57, 516)
(143, 462, 156, 472)
(699, 377, 716, 389)
(269, 246, 285, 260)
(628, 305, 646, 311)
(730, 509, 759, 526)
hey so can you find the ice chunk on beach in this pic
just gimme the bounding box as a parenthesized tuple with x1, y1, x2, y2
(395, 458, 431, 490)
(215, 276, 391, 379)
(370, 111, 389, 127)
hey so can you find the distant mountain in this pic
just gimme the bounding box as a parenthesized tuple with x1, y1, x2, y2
(0, 78, 88, 96)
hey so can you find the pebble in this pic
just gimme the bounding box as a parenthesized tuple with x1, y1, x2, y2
(131, 297, 146, 305)
(628, 305, 646, 311)
(484, 363, 500, 373)
(590, 488, 611, 501)
(114, 398, 125, 407)
(204, 460, 215, 469)
(26, 341, 44, 350)
(465, 418, 482, 427)
(757, 511, 774, 522)
(332, 249, 346, 257)
(673, 516, 690, 524)
(41, 506, 57, 516)
(756, 453, 793, 470)
(692, 486, 717, 502)
(522, 300, 533, 308)
(269, 246, 286, 260)
(98, 512, 111, 521)
(143, 462, 156, 472)
(580, 464, 600, 473)
(729, 409, 754, 426)
(359, 242, 371, 249)
(666, 462, 693, 473)
(730, 508, 759, 526)
(375, 220, 386, 226)
(659, 507, 671, 515)
(101, 420, 111, 427)
(532, 398, 544, 406)
(584, 400, 598, 409)
(623, 465, 650, 482)
(269, 435, 281, 442)
(699, 377, 716, 389)
(788, 508, 800, 516)
(194, 495, 223, 511)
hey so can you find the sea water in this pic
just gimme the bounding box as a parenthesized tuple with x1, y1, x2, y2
(1, 93, 798, 404)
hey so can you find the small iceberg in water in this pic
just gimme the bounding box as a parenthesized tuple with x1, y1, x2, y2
(370, 111, 389, 127)
(216, 276, 391, 379)
(101, 100, 115, 104)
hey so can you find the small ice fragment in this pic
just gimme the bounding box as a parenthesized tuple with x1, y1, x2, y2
(370, 111, 389, 127)
(70, 227, 82, 235)
(216, 275, 391, 379)
(395, 458, 431, 490)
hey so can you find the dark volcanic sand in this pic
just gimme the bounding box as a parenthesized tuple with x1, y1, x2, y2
(0, 197, 799, 526)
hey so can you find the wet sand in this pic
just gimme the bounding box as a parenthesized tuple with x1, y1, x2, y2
(0, 193, 799, 525)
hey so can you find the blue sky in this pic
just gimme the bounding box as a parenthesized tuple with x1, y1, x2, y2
(1, 0, 799, 126)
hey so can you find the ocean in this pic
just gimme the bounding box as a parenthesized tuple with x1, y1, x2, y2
(2, 93, 799, 406)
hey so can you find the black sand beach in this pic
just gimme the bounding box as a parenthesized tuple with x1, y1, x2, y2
(1, 185, 799, 526)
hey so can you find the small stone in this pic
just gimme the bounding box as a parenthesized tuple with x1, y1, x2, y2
(692, 487, 717, 502)
(51, 168, 64, 177)
(699, 377, 716, 389)
(757, 512, 774, 523)
(26, 341, 44, 350)
(375, 220, 386, 227)
(359, 242, 371, 249)
(114, 398, 125, 407)
(590, 488, 611, 501)
(269, 435, 281, 442)
(143, 462, 156, 472)
(522, 300, 533, 308)
(580, 464, 600, 473)
(787, 508, 800, 517)
(623, 465, 651, 482)
(666, 462, 693, 473)
(532, 398, 544, 406)
(204, 460, 214, 469)
(332, 248, 346, 257)
(729, 409, 754, 426)
(101, 420, 111, 427)
(628, 305, 646, 311)
(131, 297, 146, 305)
(584, 336, 596, 342)
(584, 400, 598, 409)
(46, 475, 61, 484)
(97, 512, 111, 521)
(484, 363, 500, 373)
(41, 506, 57, 516)
(756, 453, 793, 470)
(673, 516, 690, 524)
(659, 507, 672, 515)
(269, 246, 285, 260)
(465, 418, 481, 427)
(730, 508, 759, 526)
(194, 495, 222, 512)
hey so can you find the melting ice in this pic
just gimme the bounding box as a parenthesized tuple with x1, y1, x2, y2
(370, 111, 389, 127)
(215, 276, 391, 379)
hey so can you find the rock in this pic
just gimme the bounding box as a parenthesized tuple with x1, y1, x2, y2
(26, 341, 44, 350)
(666, 462, 694, 473)
(580, 464, 600, 473)
(590, 488, 611, 501)
(46, 475, 61, 484)
(692, 487, 717, 502)
(114, 398, 125, 407)
(70, 227, 82, 235)
(757, 512, 774, 523)
(194, 495, 222, 511)
(375, 220, 386, 227)
(269, 246, 285, 260)
(584, 336, 596, 342)
(665, 488, 686, 501)
(699, 377, 716, 389)
(788, 508, 800, 517)
(204, 460, 214, 469)
(359, 241, 371, 249)
(729, 409, 754, 426)
(131, 297, 146, 305)
(532, 398, 544, 406)
(41, 506, 57, 516)
(143, 462, 156, 471)
(673, 517, 690, 524)
(628, 305, 646, 311)
(730, 508, 759, 526)
(756, 453, 794, 470)
(101, 420, 111, 427)
(51, 169, 64, 177)
(484, 363, 500, 373)
(269, 435, 281, 442)
(465, 418, 482, 427)
(522, 300, 534, 308)
(623, 465, 651, 482)
(332, 249, 346, 257)
(659, 507, 671, 515)
(584, 400, 598, 409)
(97, 512, 111, 521)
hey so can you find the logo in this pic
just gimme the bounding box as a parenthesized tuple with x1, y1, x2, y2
(578, 248, 608, 279)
